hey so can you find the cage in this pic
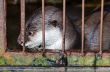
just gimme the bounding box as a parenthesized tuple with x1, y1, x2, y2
(0, 0, 110, 68)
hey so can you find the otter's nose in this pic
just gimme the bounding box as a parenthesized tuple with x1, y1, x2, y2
(38, 44, 42, 48)
(17, 35, 24, 46)
(18, 40, 24, 46)
(20, 42, 24, 46)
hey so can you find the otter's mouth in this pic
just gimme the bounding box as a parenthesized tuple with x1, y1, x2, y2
(25, 44, 44, 52)
(25, 43, 42, 49)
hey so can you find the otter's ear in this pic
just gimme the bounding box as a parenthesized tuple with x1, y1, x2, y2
(50, 20, 58, 27)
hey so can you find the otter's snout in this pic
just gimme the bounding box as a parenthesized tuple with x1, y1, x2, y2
(17, 35, 24, 46)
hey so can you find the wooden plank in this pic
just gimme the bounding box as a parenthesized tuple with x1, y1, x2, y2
(0, 52, 110, 66)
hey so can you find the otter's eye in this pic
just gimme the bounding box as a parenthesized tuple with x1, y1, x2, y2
(28, 31, 33, 36)
(51, 20, 57, 27)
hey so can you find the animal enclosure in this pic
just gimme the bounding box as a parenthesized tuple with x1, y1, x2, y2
(0, 0, 110, 67)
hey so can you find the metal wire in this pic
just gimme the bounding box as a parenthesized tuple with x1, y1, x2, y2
(81, 0, 85, 55)
(20, 0, 25, 53)
(42, 0, 45, 53)
(62, 0, 66, 52)
(99, 0, 104, 54)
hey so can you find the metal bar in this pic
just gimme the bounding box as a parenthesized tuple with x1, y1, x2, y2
(0, 0, 7, 53)
(42, 0, 45, 53)
(3, 0, 7, 52)
(99, 0, 104, 54)
(0, 67, 109, 70)
(81, 0, 85, 55)
(62, 0, 66, 52)
(20, 0, 25, 53)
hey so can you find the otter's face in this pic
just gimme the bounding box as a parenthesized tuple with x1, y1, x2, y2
(18, 6, 64, 50)
(25, 26, 62, 48)
(18, 18, 62, 50)
(25, 20, 62, 49)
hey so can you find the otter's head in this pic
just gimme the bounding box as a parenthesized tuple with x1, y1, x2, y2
(18, 6, 64, 50)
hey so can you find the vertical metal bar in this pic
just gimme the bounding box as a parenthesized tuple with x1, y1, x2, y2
(20, 0, 25, 53)
(0, 0, 7, 53)
(62, 0, 66, 52)
(81, 0, 85, 55)
(42, 0, 45, 53)
(99, 0, 104, 54)
(3, 0, 7, 52)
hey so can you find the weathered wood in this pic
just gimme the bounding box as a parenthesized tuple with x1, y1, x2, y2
(0, 52, 110, 66)
(0, 0, 7, 55)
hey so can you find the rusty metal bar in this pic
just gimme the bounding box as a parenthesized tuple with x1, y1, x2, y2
(20, 0, 25, 53)
(42, 0, 45, 53)
(62, 0, 66, 52)
(81, 0, 85, 55)
(0, 0, 7, 53)
(3, 0, 7, 52)
(99, 0, 104, 54)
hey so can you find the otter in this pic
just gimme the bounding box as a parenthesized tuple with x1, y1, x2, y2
(85, 11, 110, 51)
(75, 5, 110, 51)
(17, 6, 79, 51)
